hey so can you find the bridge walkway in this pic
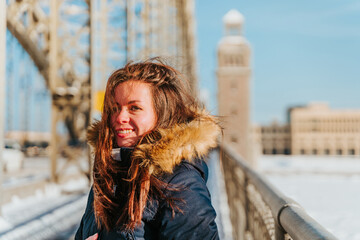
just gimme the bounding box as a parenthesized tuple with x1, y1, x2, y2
(0, 152, 229, 240)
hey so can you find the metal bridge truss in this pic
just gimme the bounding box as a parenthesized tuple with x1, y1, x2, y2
(6, 0, 197, 182)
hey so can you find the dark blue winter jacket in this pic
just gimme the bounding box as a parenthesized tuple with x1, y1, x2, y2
(75, 113, 221, 240)
(75, 159, 219, 239)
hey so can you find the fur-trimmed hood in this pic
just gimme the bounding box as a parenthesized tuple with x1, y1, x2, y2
(88, 111, 221, 176)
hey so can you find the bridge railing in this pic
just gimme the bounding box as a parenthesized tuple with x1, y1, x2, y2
(220, 145, 338, 240)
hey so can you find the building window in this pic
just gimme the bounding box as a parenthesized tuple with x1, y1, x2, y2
(348, 149, 355, 155)
(336, 149, 342, 155)
(272, 148, 277, 154)
(231, 136, 237, 143)
(300, 149, 305, 155)
(324, 149, 330, 155)
(284, 148, 291, 155)
(312, 149, 318, 155)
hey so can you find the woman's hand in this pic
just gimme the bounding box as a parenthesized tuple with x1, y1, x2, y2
(86, 233, 98, 240)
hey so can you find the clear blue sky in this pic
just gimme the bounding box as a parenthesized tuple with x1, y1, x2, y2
(196, 0, 360, 124)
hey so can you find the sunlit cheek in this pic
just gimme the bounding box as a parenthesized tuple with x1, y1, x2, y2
(136, 118, 150, 134)
(144, 115, 156, 132)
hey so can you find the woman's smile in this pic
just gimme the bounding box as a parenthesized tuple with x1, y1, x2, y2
(116, 128, 133, 135)
(116, 128, 135, 138)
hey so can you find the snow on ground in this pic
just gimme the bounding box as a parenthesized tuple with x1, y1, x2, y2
(259, 155, 360, 175)
(258, 155, 360, 240)
(0, 178, 89, 240)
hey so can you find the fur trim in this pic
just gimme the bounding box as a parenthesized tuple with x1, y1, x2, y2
(88, 112, 221, 176)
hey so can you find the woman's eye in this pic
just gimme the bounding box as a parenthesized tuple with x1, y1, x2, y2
(130, 106, 141, 111)
(112, 106, 120, 112)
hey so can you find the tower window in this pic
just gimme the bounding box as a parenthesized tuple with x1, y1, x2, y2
(237, 56, 244, 66)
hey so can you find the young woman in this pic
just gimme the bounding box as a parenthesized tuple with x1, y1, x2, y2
(75, 59, 220, 239)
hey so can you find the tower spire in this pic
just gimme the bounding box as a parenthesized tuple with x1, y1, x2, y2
(223, 9, 244, 36)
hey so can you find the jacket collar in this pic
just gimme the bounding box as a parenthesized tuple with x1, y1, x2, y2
(111, 147, 134, 162)
(88, 111, 220, 176)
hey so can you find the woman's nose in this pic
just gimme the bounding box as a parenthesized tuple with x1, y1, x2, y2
(116, 109, 130, 123)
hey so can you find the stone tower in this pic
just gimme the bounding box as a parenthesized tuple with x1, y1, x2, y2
(217, 9, 252, 164)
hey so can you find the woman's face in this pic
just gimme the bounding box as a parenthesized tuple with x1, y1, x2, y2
(111, 81, 157, 147)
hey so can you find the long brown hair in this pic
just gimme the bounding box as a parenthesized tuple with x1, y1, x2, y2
(91, 58, 200, 231)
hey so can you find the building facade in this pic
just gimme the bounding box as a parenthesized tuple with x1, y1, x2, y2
(260, 103, 360, 156)
(290, 103, 360, 156)
(217, 9, 253, 164)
